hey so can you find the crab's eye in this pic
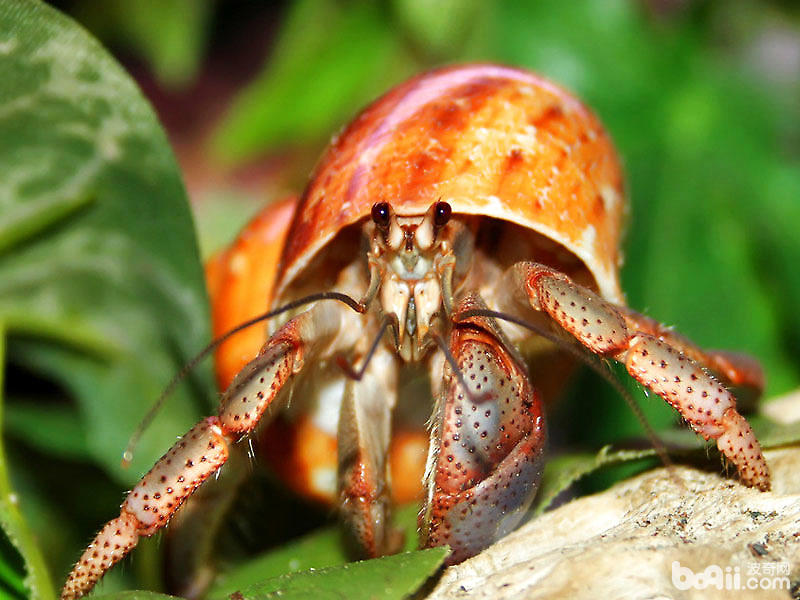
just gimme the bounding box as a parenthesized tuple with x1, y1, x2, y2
(433, 201, 452, 228)
(371, 202, 391, 229)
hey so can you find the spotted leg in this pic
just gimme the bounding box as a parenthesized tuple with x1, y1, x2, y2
(512, 262, 770, 491)
(420, 295, 547, 564)
(615, 309, 765, 394)
(60, 301, 351, 600)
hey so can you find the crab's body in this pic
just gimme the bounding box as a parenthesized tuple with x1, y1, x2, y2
(62, 65, 769, 600)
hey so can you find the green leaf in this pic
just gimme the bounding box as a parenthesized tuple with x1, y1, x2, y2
(207, 528, 349, 600)
(91, 592, 179, 600)
(0, 328, 57, 600)
(0, 0, 214, 592)
(391, 0, 486, 59)
(73, 0, 213, 88)
(208, 503, 422, 599)
(0, 0, 211, 484)
(4, 400, 90, 461)
(235, 548, 448, 600)
(211, 0, 411, 162)
(748, 413, 800, 450)
(534, 446, 657, 515)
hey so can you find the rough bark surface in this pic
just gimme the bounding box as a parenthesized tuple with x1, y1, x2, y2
(427, 447, 800, 600)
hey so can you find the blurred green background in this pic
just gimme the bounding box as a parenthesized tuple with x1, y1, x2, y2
(1, 0, 799, 599)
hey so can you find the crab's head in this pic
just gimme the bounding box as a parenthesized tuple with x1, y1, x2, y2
(367, 201, 455, 361)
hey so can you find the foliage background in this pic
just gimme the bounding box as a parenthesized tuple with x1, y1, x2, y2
(1, 0, 799, 599)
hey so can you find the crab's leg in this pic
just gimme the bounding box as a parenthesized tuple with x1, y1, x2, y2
(337, 344, 400, 557)
(511, 262, 770, 491)
(420, 295, 547, 564)
(616, 308, 765, 393)
(61, 301, 350, 600)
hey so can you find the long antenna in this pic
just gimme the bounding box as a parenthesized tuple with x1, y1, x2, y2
(122, 291, 365, 467)
(336, 317, 392, 381)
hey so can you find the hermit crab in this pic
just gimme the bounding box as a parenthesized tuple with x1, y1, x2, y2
(61, 63, 769, 599)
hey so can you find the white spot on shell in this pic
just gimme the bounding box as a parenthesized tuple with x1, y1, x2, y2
(580, 224, 597, 249)
(538, 186, 551, 206)
(601, 185, 620, 214)
(229, 251, 248, 275)
(483, 195, 506, 212)
(512, 125, 539, 148)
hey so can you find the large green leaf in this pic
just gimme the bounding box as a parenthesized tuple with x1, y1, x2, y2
(0, 0, 211, 482)
(207, 503, 421, 600)
(207, 527, 351, 600)
(0, 0, 212, 592)
(234, 548, 448, 600)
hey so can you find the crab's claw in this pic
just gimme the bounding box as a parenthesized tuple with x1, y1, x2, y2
(420, 296, 546, 563)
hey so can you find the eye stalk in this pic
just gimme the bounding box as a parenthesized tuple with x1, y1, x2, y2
(371, 202, 391, 230)
(433, 201, 451, 229)
(413, 201, 452, 251)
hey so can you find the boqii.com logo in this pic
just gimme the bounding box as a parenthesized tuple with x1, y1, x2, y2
(672, 561, 791, 591)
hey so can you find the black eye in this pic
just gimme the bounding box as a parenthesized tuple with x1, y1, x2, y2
(371, 202, 391, 229)
(434, 201, 451, 228)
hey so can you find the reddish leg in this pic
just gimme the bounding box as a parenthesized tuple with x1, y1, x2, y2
(337, 345, 400, 557)
(420, 295, 547, 564)
(513, 262, 770, 491)
(617, 308, 765, 392)
(61, 302, 349, 600)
